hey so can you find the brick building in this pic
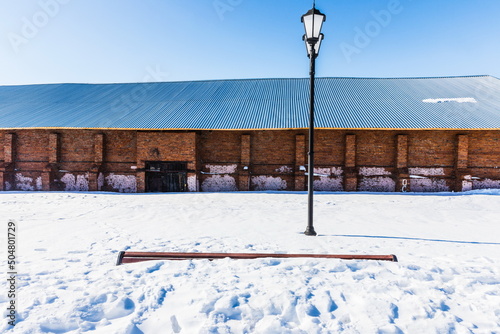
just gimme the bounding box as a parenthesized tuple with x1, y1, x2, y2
(1, 75, 499, 193)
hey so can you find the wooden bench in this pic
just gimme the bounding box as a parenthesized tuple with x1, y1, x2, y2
(116, 251, 398, 265)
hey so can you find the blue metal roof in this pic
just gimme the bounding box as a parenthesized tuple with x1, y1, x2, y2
(1, 75, 499, 130)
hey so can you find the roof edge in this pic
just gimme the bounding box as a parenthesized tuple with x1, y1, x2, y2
(0, 74, 497, 88)
(1, 127, 499, 131)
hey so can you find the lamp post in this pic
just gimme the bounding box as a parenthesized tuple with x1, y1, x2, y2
(301, 6, 326, 236)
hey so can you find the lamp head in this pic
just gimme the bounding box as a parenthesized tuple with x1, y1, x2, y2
(301, 7, 326, 40)
(301, 7, 326, 58)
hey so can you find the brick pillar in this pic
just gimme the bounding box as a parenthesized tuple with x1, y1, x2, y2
(344, 134, 357, 191)
(239, 134, 251, 191)
(1, 133, 16, 191)
(41, 133, 60, 191)
(88, 133, 105, 191)
(456, 135, 469, 169)
(294, 134, 306, 191)
(4, 133, 15, 164)
(41, 169, 51, 191)
(396, 134, 410, 192)
(88, 172, 99, 192)
(455, 134, 471, 191)
(188, 132, 199, 192)
(48, 133, 60, 163)
(136, 160, 146, 193)
(94, 133, 104, 164)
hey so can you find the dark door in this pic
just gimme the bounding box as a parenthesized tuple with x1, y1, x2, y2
(146, 162, 187, 192)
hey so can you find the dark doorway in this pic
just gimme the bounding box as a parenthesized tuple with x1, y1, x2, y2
(145, 162, 188, 192)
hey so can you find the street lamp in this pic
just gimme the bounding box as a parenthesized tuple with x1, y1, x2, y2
(301, 5, 326, 236)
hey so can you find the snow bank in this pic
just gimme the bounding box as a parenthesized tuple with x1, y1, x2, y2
(275, 166, 293, 173)
(14, 173, 35, 191)
(11, 173, 43, 191)
(97, 173, 105, 191)
(409, 168, 450, 192)
(0, 191, 499, 333)
(409, 167, 445, 176)
(35, 177, 42, 191)
(187, 175, 198, 192)
(105, 174, 137, 193)
(61, 173, 89, 191)
(201, 164, 238, 192)
(358, 176, 396, 192)
(473, 178, 500, 190)
(314, 177, 343, 191)
(251, 176, 287, 191)
(205, 164, 237, 174)
(201, 175, 238, 192)
(410, 179, 450, 192)
(359, 167, 391, 176)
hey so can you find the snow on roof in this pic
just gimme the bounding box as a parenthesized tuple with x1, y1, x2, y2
(422, 98, 477, 103)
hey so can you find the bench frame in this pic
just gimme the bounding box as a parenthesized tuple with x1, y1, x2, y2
(116, 251, 398, 265)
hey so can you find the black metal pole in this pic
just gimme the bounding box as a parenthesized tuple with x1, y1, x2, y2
(305, 46, 317, 236)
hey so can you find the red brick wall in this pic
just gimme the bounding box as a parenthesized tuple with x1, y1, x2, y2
(104, 131, 135, 163)
(315, 130, 344, 166)
(467, 131, 500, 188)
(1, 129, 499, 192)
(15, 130, 50, 162)
(469, 131, 500, 168)
(199, 131, 241, 164)
(356, 131, 396, 167)
(60, 130, 94, 163)
(252, 130, 296, 165)
(408, 131, 456, 167)
(136, 131, 195, 162)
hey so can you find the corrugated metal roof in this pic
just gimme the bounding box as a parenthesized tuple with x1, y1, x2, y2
(1, 75, 499, 130)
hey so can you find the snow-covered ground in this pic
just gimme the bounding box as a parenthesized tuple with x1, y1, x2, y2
(1, 190, 499, 334)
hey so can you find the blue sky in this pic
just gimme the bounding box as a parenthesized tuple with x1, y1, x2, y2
(1, 0, 499, 85)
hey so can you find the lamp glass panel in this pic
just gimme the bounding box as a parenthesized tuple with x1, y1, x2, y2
(302, 14, 314, 38)
(312, 13, 325, 38)
(313, 34, 323, 55)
